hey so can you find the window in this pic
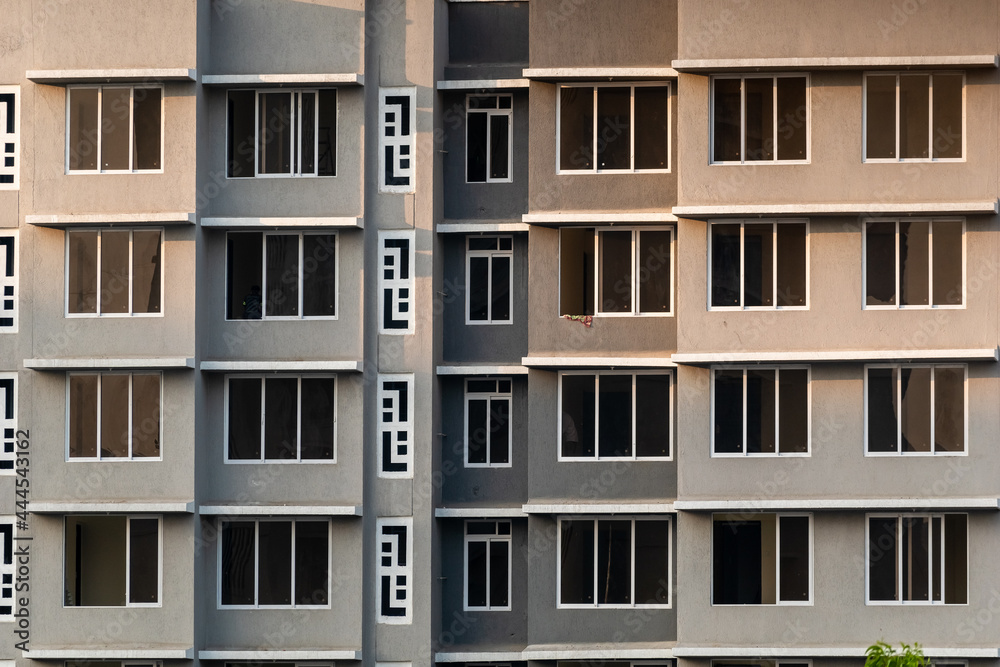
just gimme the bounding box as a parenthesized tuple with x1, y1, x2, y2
(559, 518, 670, 607)
(558, 84, 669, 173)
(226, 232, 336, 320)
(712, 513, 811, 605)
(67, 86, 162, 172)
(710, 220, 807, 309)
(712, 367, 809, 456)
(465, 521, 511, 610)
(465, 378, 512, 467)
(867, 514, 967, 604)
(67, 373, 161, 460)
(712, 75, 808, 163)
(560, 227, 672, 316)
(69, 662, 161, 667)
(560, 372, 671, 460)
(467, 94, 512, 183)
(227, 89, 336, 177)
(715, 661, 811, 667)
(467, 236, 512, 324)
(226, 375, 335, 462)
(0, 86, 19, 188)
(66, 229, 162, 316)
(864, 72, 964, 161)
(219, 519, 330, 607)
(864, 219, 964, 308)
(64, 516, 160, 606)
(865, 365, 965, 455)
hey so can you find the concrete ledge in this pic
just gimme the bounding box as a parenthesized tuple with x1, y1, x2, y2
(522, 502, 675, 515)
(435, 652, 526, 663)
(199, 650, 362, 660)
(523, 67, 678, 80)
(672, 201, 999, 218)
(25, 357, 195, 370)
(672, 54, 1000, 72)
(437, 78, 529, 90)
(524, 212, 677, 224)
(200, 360, 364, 372)
(673, 647, 998, 658)
(28, 648, 195, 659)
(27, 212, 195, 226)
(671, 348, 999, 365)
(674, 498, 1000, 511)
(524, 643, 676, 660)
(435, 507, 528, 518)
(436, 364, 528, 376)
(31, 501, 194, 514)
(27, 68, 196, 83)
(201, 216, 363, 229)
(522, 356, 676, 369)
(201, 73, 363, 86)
(199, 504, 362, 517)
(437, 222, 530, 234)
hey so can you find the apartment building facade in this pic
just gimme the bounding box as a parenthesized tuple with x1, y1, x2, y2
(0, 2, 997, 667)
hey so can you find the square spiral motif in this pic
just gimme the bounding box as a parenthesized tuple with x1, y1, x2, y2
(378, 374, 413, 478)
(0, 88, 17, 189)
(377, 518, 412, 624)
(0, 375, 15, 473)
(0, 234, 17, 332)
(379, 231, 414, 334)
(379, 87, 415, 193)
(0, 518, 12, 617)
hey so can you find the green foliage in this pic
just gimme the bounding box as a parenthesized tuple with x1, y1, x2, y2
(865, 641, 929, 667)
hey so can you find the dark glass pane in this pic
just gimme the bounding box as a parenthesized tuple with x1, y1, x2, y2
(711, 224, 741, 306)
(467, 398, 488, 464)
(266, 235, 299, 316)
(100, 374, 129, 458)
(932, 223, 962, 305)
(899, 74, 929, 159)
(778, 516, 809, 602)
(317, 89, 337, 176)
(776, 223, 806, 306)
(944, 514, 967, 604)
(634, 520, 669, 604)
(714, 370, 744, 453)
(128, 518, 159, 603)
(560, 520, 594, 603)
(561, 375, 595, 457)
(638, 230, 671, 313)
(866, 222, 897, 306)
(932, 516, 941, 602)
(934, 366, 964, 453)
(713, 519, 762, 604)
(867, 368, 898, 452)
(221, 521, 256, 605)
(743, 224, 773, 307)
(900, 221, 929, 306)
(228, 90, 256, 177)
(491, 255, 511, 321)
(599, 230, 632, 312)
(228, 232, 263, 319)
(468, 256, 489, 321)
(100, 230, 130, 314)
(560, 87, 594, 170)
(300, 92, 316, 175)
(132, 230, 161, 314)
(776, 77, 807, 160)
(68, 231, 98, 314)
(598, 374, 632, 457)
(636, 375, 670, 457)
(467, 540, 487, 606)
(69, 375, 98, 458)
(294, 521, 329, 605)
(489, 114, 509, 179)
(259, 92, 293, 174)
(901, 367, 931, 452)
(300, 378, 335, 460)
(489, 398, 510, 465)
(302, 234, 336, 317)
(132, 87, 161, 170)
(468, 237, 497, 251)
(902, 516, 930, 601)
(131, 373, 160, 458)
(559, 227, 595, 316)
(596, 520, 631, 603)
(228, 378, 262, 460)
(713, 78, 741, 161)
(101, 87, 131, 170)
(744, 78, 773, 161)
(69, 88, 99, 170)
(869, 517, 898, 601)
(467, 111, 488, 182)
(264, 377, 298, 460)
(932, 73, 962, 159)
(596, 87, 630, 170)
(746, 369, 776, 454)
(866, 75, 897, 159)
(778, 369, 808, 453)
(258, 522, 292, 605)
(489, 540, 509, 606)
(634, 86, 669, 169)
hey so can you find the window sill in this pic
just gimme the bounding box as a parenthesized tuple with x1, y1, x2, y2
(710, 160, 810, 166)
(557, 169, 671, 175)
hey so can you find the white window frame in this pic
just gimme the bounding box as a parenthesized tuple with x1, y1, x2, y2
(465, 94, 513, 184)
(710, 365, 812, 457)
(64, 372, 164, 462)
(557, 370, 673, 462)
(710, 513, 814, 607)
(556, 82, 671, 174)
(224, 231, 339, 321)
(865, 513, 969, 606)
(0, 85, 20, 190)
(708, 219, 810, 310)
(62, 515, 163, 608)
(709, 73, 811, 165)
(223, 374, 337, 464)
(464, 378, 513, 468)
(65, 85, 165, 174)
(463, 520, 513, 611)
(713, 660, 813, 667)
(862, 71, 966, 163)
(216, 518, 333, 609)
(556, 516, 672, 609)
(863, 364, 968, 456)
(861, 218, 966, 310)
(465, 235, 514, 325)
(64, 228, 165, 318)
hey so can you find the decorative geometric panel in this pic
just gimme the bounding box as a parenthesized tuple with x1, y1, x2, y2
(0, 234, 17, 332)
(0, 375, 15, 473)
(0, 518, 12, 618)
(377, 374, 413, 479)
(0, 88, 17, 189)
(378, 87, 415, 193)
(379, 231, 414, 334)
(377, 518, 412, 624)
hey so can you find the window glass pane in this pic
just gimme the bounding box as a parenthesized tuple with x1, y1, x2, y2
(560, 228, 595, 316)
(317, 89, 337, 176)
(489, 114, 510, 179)
(259, 92, 293, 174)
(776, 223, 806, 307)
(69, 374, 98, 458)
(100, 230, 130, 314)
(638, 230, 671, 313)
(132, 230, 161, 314)
(300, 378, 335, 460)
(713, 519, 762, 604)
(778, 516, 809, 602)
(599, 230, 632, 313)
(131, 374, 160, 458)
(468, 256, 489, 321)
(469, 237, 497, 251)
(258, 521, 292, 605)
(265, 234, 299, 316)
(69, 88, 99, 171)
(100, 374, 129, 458)
(901, 367, 931, 453)
(944, 514, 967, 604)
(714, 370, 744, 453)
(866, 75, 897, 159)
(713, 78, 741, 162)
(489, 398, 510, 465)
(634, 520, 669, 604)
(743, 224, 773, 307)
(932, 516, 941, 602)
(228, 90, 256, 177)
(902, 516, 930, 600)
(932, 74, 963, 159)
(746, 369, 776, 454)
(264, 377, 298, 460)
(932, 223, 962, 306)
(560, 87, 594, 170)
(596, 520, 631, 604)
(868, 517, 898, 601)
(744, 78, 773, 161)
(466, 111, 488, 182)
(128, 518, 158, 604)
(776, 77, 807, 160)
(598, 374, 632, 457)
(467, 540, 487, 606)
(300, 92, 316, 175)
(221, 521, 256, 605)
(934, 367, 964, 453)
(636, 374, 670, 457)
(467, 398, 488, 464)
(68, 231, 98, 314)
(491, 255, 511, 321)
(228, 232, 263, 319)
(228, 378, 262, 460)
(562, 375, 595, 457)
(711, 224, 741, 307)
(867, 368, 898, 452)
(101, 87, 131, 170)
(866, 222, 897, 306)
(560, 520, 594, 603)
(778, 369, 808, 453)
(302, 234, 336, 317)
(65, 516, 127, 606)
(489, 540, 509, 606)
(596, 87, 630, 170)
(132, 88, 161, 170)
(634, 86, 669, 169)
(900, 221, 930, 306)
(294, 521, 329, 605)
(899, 75, 929, 159)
